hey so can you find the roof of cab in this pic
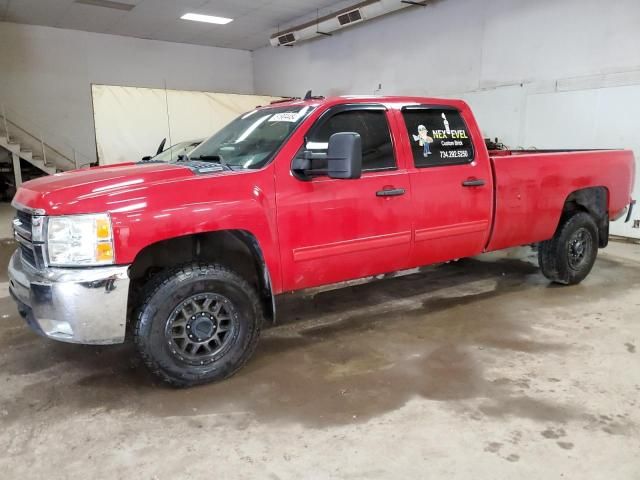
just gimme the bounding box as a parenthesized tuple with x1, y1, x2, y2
(261, 95, 470, 111)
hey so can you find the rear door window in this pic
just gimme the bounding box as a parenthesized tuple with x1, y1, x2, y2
(401, 108, 474, 167)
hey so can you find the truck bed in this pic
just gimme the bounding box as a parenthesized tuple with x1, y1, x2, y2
(486, 149, 635, 251)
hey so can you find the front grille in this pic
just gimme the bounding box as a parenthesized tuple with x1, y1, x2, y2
(13, 208, 45, 269)
(20, 244, 37, 267)
(16, 210, 32, 232)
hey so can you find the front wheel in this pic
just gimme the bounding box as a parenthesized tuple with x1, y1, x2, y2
(538, 211, 599, 285)
(134, 263, 263, 387)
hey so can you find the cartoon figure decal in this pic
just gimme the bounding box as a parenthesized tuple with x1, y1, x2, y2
(413, 125, 434, 157)
(442, 113, 451, 134)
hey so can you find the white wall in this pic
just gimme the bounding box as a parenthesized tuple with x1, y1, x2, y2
(253, 0, 640, 99)
(253, 0, 640, 237)
(0, 21, 253, 165)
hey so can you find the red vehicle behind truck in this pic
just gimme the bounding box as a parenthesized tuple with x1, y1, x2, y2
(8, 96, 636, 386)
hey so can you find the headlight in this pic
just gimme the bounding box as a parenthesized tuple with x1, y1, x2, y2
(47, 214, 115, 266)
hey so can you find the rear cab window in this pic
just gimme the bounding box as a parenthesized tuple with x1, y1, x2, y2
(401, 107, 474, 167)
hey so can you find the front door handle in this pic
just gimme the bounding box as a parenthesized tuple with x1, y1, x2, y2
(462, 178, 486, 187)
(376, 187, 406, 197)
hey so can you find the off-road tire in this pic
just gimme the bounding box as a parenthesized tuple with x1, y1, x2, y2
(538, 211, 599, 285)
(134, 263, 263, 387)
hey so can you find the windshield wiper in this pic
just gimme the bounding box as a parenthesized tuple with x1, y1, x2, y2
(176, 153, 233, 171)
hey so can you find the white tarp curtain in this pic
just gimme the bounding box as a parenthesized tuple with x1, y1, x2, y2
(91, 84, 282, 165)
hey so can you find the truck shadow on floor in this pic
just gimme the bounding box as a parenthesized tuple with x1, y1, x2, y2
(1, 253, 638, 429)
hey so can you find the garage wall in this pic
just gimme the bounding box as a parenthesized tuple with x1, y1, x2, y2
(253, 0, 640, 100)
(252, 0, 640, 238)
(0, 21, 254, 166)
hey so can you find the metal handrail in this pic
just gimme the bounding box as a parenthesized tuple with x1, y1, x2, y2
(2, 116, 77, 168)
(0, 101, 94, 170)
(1, 104, 9, 143)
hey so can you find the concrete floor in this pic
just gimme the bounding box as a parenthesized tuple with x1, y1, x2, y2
(0, 210, 639, 479)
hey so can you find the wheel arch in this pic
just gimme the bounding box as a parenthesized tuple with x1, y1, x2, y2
(561, 186, 609, 247)
(128, 230, 275, 324)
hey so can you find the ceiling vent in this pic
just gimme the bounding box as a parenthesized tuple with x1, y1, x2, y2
(277, 32, 296, 46)
(270, 0, 425, 47)
(337, 9, 363, 26)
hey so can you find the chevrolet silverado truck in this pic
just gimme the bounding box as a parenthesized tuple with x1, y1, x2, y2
(8, 96, 636, 387)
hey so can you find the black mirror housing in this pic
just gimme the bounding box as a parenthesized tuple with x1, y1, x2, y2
(291, 155, 311, 173)
(327, 132, 362, 179)
(141, 155, 152, 161)
(291, 132, 362, 180)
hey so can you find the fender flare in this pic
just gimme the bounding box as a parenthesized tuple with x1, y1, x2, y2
(231, 231, 276, 323)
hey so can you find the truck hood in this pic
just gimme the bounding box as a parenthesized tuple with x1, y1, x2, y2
(13, 162, 200, 214)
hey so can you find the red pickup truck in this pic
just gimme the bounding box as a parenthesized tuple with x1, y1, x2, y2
(8, 96, 635, 387)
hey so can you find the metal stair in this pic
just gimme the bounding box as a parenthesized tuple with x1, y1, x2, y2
(0, 105, 88, 187)
(0, 135, 57, 176)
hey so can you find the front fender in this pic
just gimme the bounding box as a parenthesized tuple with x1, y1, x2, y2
(108, 170, 283, 292)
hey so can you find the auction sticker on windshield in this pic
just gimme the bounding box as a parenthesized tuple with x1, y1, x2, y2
(269, 111, 304, 122)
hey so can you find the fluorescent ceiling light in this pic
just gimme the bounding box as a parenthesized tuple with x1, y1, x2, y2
(181, 13, 233, 24)
(75, 0, 135, 11)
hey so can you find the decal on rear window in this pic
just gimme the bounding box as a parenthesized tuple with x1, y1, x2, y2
(402, 108, 474, 167)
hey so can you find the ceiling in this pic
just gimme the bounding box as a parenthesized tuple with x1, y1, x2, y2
(0, 0, 351, 50)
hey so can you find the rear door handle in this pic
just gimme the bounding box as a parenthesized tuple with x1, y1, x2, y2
(376, 187, 406, 197)
(462, 178, 486, 187)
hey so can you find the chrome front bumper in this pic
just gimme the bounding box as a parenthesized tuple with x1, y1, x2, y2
(8, 249, 131, 345)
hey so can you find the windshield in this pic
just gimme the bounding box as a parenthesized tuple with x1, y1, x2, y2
(186, 105, 314, 170)
(153, 140, 202, 162)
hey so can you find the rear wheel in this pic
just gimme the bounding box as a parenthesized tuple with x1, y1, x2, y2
(134, 263, 263, 387)
(538, 211, 599, 285)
